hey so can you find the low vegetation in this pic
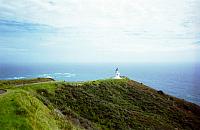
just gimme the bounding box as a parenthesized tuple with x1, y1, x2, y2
(0, 78, 80, 130)
(0, 78, 200, 130)
(0, 78, 54, 89)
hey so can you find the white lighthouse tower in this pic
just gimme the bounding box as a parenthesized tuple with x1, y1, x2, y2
(114, 68, 121, 79)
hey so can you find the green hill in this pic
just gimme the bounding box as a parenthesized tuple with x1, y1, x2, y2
(0, 78, 199, 130)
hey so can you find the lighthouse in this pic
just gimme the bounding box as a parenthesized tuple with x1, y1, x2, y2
(114, 68, 121, 79)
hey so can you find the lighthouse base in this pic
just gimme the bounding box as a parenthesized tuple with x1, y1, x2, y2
(113, 76, 121, 79)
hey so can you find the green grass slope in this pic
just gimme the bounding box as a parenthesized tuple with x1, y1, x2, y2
(0, 78, 81, 130)
(0, 78, 54, 89)
(0, 78, 200, 130)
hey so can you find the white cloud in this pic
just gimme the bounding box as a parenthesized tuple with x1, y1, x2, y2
(0, 0, 199, 29)
(0, 0, 199, 38)
(0, 0, 199, 63)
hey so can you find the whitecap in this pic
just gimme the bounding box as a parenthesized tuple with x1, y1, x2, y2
(36, 72, 76, 79)
(46, 76, 53, 78)
(12, 76, 26, 79)
(54, 73, 62, 75)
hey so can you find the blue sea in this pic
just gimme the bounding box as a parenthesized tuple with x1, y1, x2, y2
(0, 63, 199, 105)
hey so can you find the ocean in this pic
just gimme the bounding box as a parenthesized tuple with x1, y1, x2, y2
(0, 63, 199, 105)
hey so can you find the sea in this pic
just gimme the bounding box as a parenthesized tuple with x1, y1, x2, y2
(0, 63, 199, 105)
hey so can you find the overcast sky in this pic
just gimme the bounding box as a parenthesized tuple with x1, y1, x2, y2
(0, 0, 200, 64)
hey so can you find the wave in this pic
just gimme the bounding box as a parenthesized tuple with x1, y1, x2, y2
(5, 72, 76, 80)
(38, 72, 76, 78)
(8, 77, 26, 80)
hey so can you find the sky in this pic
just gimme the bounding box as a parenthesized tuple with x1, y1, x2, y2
(0, 0, 200, 64)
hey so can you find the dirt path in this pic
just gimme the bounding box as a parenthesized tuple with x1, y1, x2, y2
(0, 81, 57, 95)
(15, 81, 57, 87)
(0, 89, 7, 95)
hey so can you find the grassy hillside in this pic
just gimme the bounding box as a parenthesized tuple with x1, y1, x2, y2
(0, 78, 81, 130)
(0, 78, 54, 89)
(0, 78, 200, 130)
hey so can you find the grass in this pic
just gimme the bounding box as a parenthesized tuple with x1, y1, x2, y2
(0, 78, 200, 130)
(0, 78, 54, 89)
(0, 78, 81, 130)
(43, 78, 200, 130)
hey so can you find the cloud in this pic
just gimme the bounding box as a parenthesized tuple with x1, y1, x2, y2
(0, 0, 199, 28)
(0, 46, 28, 52)
(0, 0, 199, 40)
(0, 19, 55, 33)
(0, 0, 199, 63)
